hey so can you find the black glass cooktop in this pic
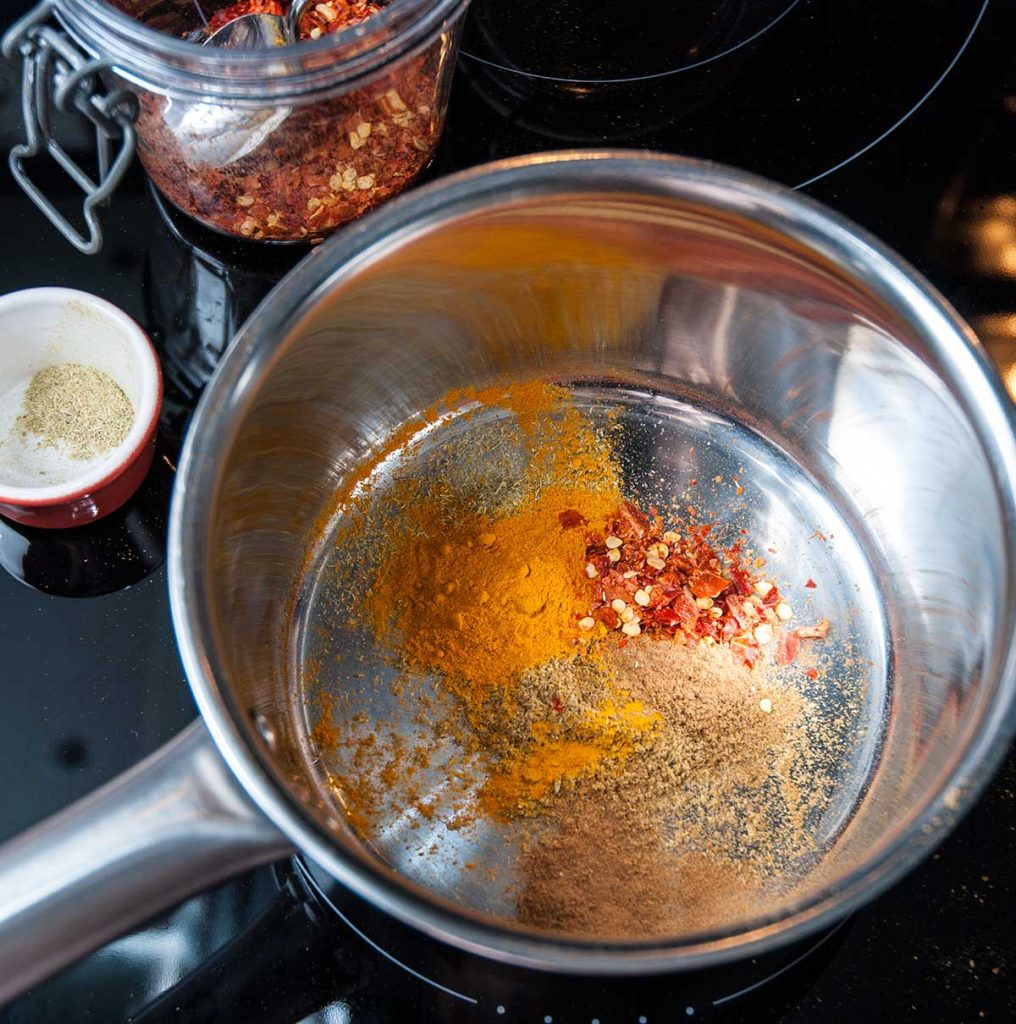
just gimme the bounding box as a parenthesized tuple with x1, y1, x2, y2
(1, 0, 1014, 1020)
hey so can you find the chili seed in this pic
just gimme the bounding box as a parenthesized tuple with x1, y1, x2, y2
(621, 621, 641, 638)
(775, 602, 793, 621)
(607, 549, 622, 563)
(754, 580, 774, 598)
(695, 596, 713, 610)
(604, 535, 623, 549)
(759, 698, 773, 713)
(610, 598, 628, 614)
(239, 217, 257, 236)
(620, 607, 636, 624)
(236, 194, 255, 207)
(383, 88, 408, 112)
(357, 175, 375, 190)
(753, 623, 774, 644)
(585, 562, 598, 579)
(309, 26, 322, 38)
(646, 556, 666, 571)
(634, 589, 651, 607)
(647, 542, 669, 560)
(578, 617, 596, 631)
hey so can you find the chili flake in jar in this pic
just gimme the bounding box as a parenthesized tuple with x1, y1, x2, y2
(127, 0, 460, 242)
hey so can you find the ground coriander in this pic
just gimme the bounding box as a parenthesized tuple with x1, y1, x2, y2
(16, 363, 134, 461)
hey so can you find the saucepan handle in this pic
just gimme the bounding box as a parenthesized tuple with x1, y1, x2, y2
(0, 719, 293, 1004)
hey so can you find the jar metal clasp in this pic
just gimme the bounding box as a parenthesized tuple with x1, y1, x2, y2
(2, 0, 138, 254)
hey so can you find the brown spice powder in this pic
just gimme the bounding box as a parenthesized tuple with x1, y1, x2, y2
(517, 791, 759, 939)
(514, 642, 822, 936)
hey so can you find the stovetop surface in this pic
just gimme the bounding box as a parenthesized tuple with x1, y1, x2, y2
(1, 0, 1014, 1020)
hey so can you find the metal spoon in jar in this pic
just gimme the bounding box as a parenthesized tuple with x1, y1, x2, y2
(203, 0, 316, 49)
(167, 0, 317, 169)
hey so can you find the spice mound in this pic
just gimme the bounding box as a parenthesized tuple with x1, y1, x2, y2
(308, 379, 842, 941)
(366, 485, 621, 691)
(15, 363, 133, 462)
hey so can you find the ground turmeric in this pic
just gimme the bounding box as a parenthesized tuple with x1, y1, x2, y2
(327, 378, 658, 823)
(479, 694, 661, 819)
(366, 484, 620, 690)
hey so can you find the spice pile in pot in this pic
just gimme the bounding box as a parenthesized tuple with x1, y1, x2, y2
(117, 0, 450, 241)
(306, 381, 858, 939)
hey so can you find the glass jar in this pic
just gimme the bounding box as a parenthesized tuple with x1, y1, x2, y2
(2, 0, 469, 248)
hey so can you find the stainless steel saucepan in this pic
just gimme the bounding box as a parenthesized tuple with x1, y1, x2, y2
(1, 152, 1014, 1003)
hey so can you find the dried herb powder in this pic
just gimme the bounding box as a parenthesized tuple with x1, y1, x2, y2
(16, 363, 134, 462)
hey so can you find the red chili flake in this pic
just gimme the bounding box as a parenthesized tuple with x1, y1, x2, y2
(143, 0, 439, 242)
(796, 618, 831, 640)
(805, 578, 818, 589)
(576, 497, 831, 669)
(653, 607, 684, 629)
(689, 572, 730, 600)
(617, 501, 652, 539)
(777, 631, 800, 666)
(594, 606, 620, 630)
(729, 566, 755, 597)
(733, 643, 761, 668)
(208, 0, 283, 32)
(558, 509, 586, 529)
(804, 669, 819, 680)
(550, 696, 564, 714)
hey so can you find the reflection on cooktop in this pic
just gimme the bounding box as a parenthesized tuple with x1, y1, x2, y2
(0, 440, 172, 597)
(461, 0, 800, 81)
(450, 0, 989, 189)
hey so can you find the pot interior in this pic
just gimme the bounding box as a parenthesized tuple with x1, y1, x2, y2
(191, 172, 1014, 959)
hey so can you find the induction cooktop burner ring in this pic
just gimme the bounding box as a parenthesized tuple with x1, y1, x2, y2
(458, 0, 803, 86)
(792, 0, 990, 189)
(293, 858, 480, 1006)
